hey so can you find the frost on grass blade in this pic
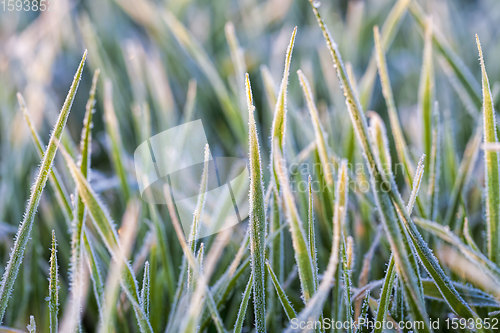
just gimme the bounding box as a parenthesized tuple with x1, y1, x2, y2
(233, 273, 253, 333)
(49, 230, 59, 333)
(246, 73, 267, 333)
(0, 50, 86, 323)
(141, 261, 150, 319)
(477, 35, 500, 265)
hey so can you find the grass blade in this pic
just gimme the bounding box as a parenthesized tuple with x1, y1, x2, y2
(418, 21, 434, 172)
(246, 73, 267, 332)
(266, 260, 297, 321)
(307, 176, 319, 289)
(271, 27, 297, 154)
(359, 0, 410, 108)
(233, 273, 253, 333)
(17, 94, 73, 223)
(0, 50, 86, 323)
(141, 261, 150, 319)
(48, 230, 59, 333)
(298, 70, 334, 189)
(476, 35, 500, 265)
(373, 257, 395, 333)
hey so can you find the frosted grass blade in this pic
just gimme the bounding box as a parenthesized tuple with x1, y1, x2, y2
(0, 51, 86, 323)
(246, 73, 267, 332)
(266, 262, 297, 321)
(49, 230, 59, 333)
(476, 35, 500, 265)
(233, 273, 253, 333)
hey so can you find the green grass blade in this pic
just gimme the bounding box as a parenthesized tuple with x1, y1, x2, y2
(141, 261, 150, 319)
(18, 94, 73, 223)
(49, 230, 59, 333)
(418, 21, 434, 172)
(373, 257, 395, 333)
(187, 144, 210, 291)
(246, 73, 267, 333)
(266, 262, 297, 321)
(70, 68, 100, 329)
(341, 235, 354, 333)
(298, 70, 334, 188)
(307, 176, 319, 289)
(233, 273, 253, 333)
(0, 50, 86, 323)
(271, 27, 296, 154)
(428, 103, 441, 220)
(476, 35, 500, 265)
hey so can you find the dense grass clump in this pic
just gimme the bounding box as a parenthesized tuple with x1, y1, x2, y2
(0, 0, 500, 332)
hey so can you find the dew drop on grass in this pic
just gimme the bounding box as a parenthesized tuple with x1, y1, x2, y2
(313, 1, 321, 8)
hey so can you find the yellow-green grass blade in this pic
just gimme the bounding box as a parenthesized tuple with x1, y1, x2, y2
(359, 0, 410, 109)
(246, 73, 267, 333)
(477, 35, 500, 265)
(298, 70, 334, 189)
(373, 257, 395, 333)
(48, 230, 59, 333)
(0, 51, 87, 323)
(270, 27, 297, 192)
(418, 21, 434, 173)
